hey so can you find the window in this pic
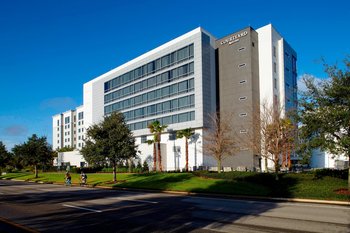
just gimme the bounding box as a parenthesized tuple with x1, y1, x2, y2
(239, 96, 247, 101)
(240, 129, 247, 134)
(78, 112, 84, 120)
(252, 42, 255, 47)
(239, 80, 247, 84)
(169, 132, 176, 140)
(162, 116, 172, 125)
(179, 96, 189, 108)
(238, 63, 246, 68)
(239, 113, 247, 117)
(238, 47, 246, 51)
(178, 112, 189, 122)
(65, 116, 70, 124)
(57, 120, 60, 126)
(273, 62, 277, 73)
(141, 135, 147, 143)
(178, 80, 188, 93)
(274, 78, 277, 89)
(273, 46, 276, 57)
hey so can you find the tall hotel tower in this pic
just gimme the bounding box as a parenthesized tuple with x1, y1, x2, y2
(53, 24, 297, 171)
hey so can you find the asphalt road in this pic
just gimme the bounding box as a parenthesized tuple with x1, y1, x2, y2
(0, 180, 349, 233)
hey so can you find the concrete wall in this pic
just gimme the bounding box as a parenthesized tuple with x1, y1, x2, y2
(215, 27, 260, 170)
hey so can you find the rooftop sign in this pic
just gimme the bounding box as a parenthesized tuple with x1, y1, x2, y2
(220, 31, 248, 45)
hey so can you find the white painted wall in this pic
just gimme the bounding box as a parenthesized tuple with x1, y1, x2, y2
(52, 114, 62, 150)
(135, 128, 204, 171)
(54, 151, 87, 168)
(311, 149, 349, 169)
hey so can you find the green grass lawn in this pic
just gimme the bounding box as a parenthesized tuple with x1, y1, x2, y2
(1, 171, 348, 201)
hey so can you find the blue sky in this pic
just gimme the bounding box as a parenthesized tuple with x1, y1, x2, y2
(0, 0, 349, 150)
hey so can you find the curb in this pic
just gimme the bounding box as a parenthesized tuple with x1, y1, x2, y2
(3, 178, 350, 206)
(0, 216, 39, 233)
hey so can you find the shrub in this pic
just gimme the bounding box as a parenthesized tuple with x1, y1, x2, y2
(142, 161, 149, 173)
(75, 167, 103, 174)
(313, 168, 348, 180)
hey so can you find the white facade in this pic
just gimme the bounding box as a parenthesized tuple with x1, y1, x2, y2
(257, 24, 298, 171)
(81, 27, 217, 171)
(52, 105, 85, 151)
(257, 24, 297, 115)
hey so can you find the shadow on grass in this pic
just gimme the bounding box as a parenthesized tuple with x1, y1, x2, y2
(110, 172, 299, 198)
(191, 172, 300, 198)
(113, 173, 194, 190)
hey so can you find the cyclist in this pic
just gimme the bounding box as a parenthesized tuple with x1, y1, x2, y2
(65, 172, 72, 186)
(80, 171, 87, 186)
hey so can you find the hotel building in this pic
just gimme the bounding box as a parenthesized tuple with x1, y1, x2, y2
(53, 24, 297, 171)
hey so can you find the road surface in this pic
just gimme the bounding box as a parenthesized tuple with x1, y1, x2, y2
(0, 180, 349, 233)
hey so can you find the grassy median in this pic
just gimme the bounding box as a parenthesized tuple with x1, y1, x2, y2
(1, 171, 349, 201)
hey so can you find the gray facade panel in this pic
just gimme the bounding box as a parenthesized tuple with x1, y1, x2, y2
(215, 27, 260, 170)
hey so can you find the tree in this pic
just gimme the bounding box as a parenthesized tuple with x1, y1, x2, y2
(202, 112, 239, 173)
(298, 57, 350, 189)
(176, 128, 194, 172)
(0, 141, 10, 173)
(57, 146, 74, 152)
(12, 134, 53, 178)
(147, 120, 167, 172)
(81, 112, 137, 182)
(253, 102, 296, 179)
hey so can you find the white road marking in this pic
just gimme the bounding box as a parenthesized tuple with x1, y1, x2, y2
(112, 197, 158, 204)
(186, 196, 349, 210)
(62, 204, 102, 213)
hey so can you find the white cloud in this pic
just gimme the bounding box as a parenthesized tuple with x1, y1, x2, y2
(40, 97, 77, 111)
(3, 125, 28, 136)
(297, 74, 329, 93)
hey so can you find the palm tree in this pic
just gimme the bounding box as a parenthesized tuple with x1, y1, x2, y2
(148, 120, 167, 172)
(176, 128, 194, 172)
(146, 138, 156, 171)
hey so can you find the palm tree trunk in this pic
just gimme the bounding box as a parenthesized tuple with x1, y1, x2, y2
(113, 161, 117, 183)
(34, 165, 38, 178)
(348, 163, 350, 190)
(153, 143, 156, 172)
(158, 142, 162, 172)
(185, 138, 189, 172)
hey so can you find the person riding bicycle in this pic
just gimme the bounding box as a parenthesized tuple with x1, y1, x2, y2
(80, 171, 87, 186)
(65, 172, 72, 186)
